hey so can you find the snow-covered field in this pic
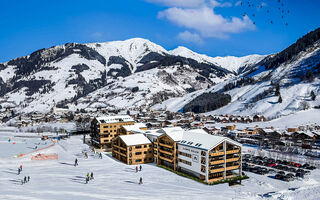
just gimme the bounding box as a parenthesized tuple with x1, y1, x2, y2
(1, 132, 320, 200)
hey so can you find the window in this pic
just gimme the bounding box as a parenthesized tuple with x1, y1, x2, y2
(136, 145, 142, 149)
(144, 145, 147, 148)
(149, 144, 152, 147)
(135, 152, 142, 155)
(144, 151, 147, 154)
(114, 125, 116, 128)
(135, 159, 142, 162)
(154, 150, 157, 155)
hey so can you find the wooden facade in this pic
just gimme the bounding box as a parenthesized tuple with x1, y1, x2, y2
(207, 142, 241, 183)
(154, 134, 178, 171)
(112, 136, 154, 165)
(90, 117, 135, 148)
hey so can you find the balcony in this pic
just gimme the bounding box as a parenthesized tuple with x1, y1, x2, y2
(210, 168, 225, 173)
(210, 151, 225, 157)
(113, 144, 127, 151)
(226, 157, 240, 163)
(159, 149, 173, 156)
(160, 156, 174, 163)
(113, 149, 127, 157)
(226, 165, 240, 171)
(159, 143, 174, 149)
(226, 149, 240, 154)
(210, 160, 225, 165)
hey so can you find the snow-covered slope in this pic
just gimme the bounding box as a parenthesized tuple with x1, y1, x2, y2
(154, 29, 320, 118)
(170, 46, 266, 74)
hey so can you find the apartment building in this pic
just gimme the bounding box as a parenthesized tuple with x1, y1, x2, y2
(112, 134, 154, 165)
(153, 127, 242, 183)
(90, 115, 134, 148)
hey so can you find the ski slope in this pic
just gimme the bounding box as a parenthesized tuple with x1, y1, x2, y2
(1, 131, 320, 200)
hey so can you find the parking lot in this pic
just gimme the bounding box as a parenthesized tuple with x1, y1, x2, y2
(242, 154, 316, 182)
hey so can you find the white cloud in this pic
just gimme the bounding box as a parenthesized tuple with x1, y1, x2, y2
(235, 1, 242, 7)
(177, 31, 203, 44)
(158, 6, 255, 39)
(209, 0, 232, 8)
(145, 0, 205, 8)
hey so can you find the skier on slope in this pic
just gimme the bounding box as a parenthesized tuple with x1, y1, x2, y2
(24, 176, 27, 184)
(139, 177, 143, 185)
(74, 158, 78, 166)
(18, 168, 21, 175)
(139, 165, 142, 171)
(20, 165, 23, 171)
(90, 172, 94, 180)
(27, 176, 30, 182)
(136, 166, 138, 173)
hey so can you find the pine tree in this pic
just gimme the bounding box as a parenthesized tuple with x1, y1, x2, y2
(311, 90, 316, 101)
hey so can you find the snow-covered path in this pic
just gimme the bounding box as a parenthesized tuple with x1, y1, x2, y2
(1, 133, 320, 200)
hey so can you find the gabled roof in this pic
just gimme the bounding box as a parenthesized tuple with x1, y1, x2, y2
(96, 115, 134, 124)
(122, 123, 147, 133)
(178, 130, 241, 151)
(158, 127, 184, 141)
(119, 134, 152, 146)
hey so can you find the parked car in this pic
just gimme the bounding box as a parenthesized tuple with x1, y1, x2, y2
(295, 172, 304, 178)
(268, 163, 276, 167)
(278, 171, 285, 175)
(294, 163, 301, 168)
(275, 173, 284, 180)
(283, 174, 294, 182)
(304, 170, 311, 175)
(288, 168, 296, 173)
(302, 163, 310, 168)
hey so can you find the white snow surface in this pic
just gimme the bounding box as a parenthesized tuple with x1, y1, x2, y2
(1, 131, 320, 200)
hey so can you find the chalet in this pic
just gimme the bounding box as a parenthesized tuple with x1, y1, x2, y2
(287, 127, 299, 133)
(90, 115, 135, 149)
(253, 115, 266, 122)
(112, 134, 153, 165)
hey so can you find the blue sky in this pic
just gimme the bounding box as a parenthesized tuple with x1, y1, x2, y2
(0, 0, 320, 62)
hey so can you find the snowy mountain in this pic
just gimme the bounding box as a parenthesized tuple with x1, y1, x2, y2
(170, 46, 266, 74)
(154, 28, 320, 118)
(1, 27, 320, 117)
(0, 38, 240, 113)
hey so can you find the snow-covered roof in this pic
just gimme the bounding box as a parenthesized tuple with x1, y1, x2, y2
(179, 131, 241, 151)
(119, 134, 152, 146)
(122, 123, 147, 133)
(158, 127, 184, 141)
(96, 115, 134, 124)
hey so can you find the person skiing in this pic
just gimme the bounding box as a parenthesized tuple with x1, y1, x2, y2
(139, 177, 143, 185)
(85, 177, 89, 184)
(18, 168, 21, 175)
(85, 152, 88, 158)
(20, 165, 23, 171)
(74, 158, 78, 166)
(139, 165, 142, 171)
(99, 152, 102, 159)
(136, 166, 138, 173)
(90, 172, 94, 180)
(27, 176, 30, 182)
(87, 172, 90, 180)
(24, 176, 27, 184)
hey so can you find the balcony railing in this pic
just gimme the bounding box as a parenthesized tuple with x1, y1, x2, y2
(209, 168, 225, 173)
(226, 149, 240, 154)
(159, 156, 174, 163)
(210, 151, 225, 157)
(113, 144, 127, 151)
(208, 177, 224, 183)
(159, 143, 174, 149)
(113, 149, 127, 157)
(159, 149, 173, 156)
(226, 165, 240, 171)
(210, 160, 225, 165)
(226, 157, 240, 163)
